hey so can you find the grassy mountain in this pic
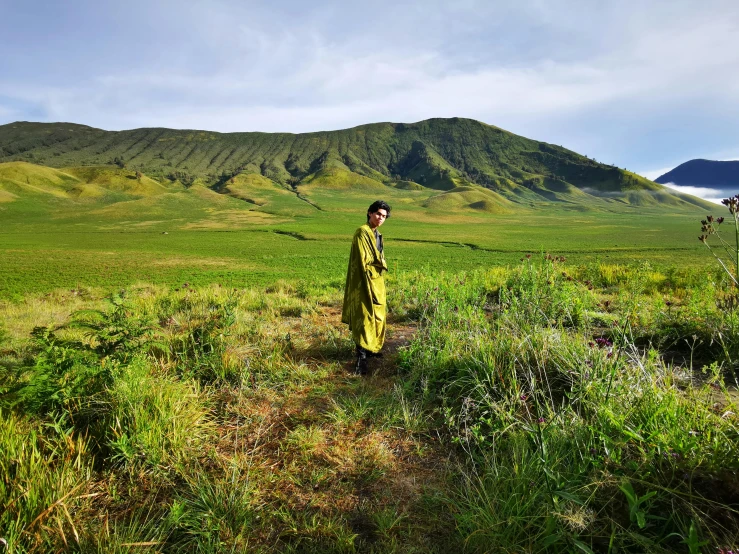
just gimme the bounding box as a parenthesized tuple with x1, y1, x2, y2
(656, 159, 739, 189)
(0, 118, 715, 212)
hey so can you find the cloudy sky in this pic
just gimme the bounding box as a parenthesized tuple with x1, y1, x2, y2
(1, 0, 738, 193)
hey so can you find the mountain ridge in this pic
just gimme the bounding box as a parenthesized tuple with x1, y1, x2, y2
(656, 159, 739, 190)
(0, 117, 715, 211)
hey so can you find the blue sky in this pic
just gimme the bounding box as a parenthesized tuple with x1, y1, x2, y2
(1, 0, 738, 193)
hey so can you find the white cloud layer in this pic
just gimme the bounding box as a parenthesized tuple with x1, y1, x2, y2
(662, 183, 729, 205)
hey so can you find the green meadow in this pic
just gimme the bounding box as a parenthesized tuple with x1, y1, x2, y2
(1, 153, 738, 553)
(0, 161, 711, 299)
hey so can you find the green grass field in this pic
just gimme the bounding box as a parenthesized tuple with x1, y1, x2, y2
(1, 160, 738, 553)
(0, 161, 714, 299)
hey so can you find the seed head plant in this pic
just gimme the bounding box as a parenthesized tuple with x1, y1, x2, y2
(699, 195, 739, 288)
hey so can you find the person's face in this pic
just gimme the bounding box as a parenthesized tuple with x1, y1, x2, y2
(368, 209, 388, 229)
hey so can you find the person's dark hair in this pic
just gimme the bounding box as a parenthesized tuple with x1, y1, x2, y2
(367, 200, 391, 222)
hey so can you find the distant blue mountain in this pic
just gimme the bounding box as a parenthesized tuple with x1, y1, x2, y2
(656, 159, 739, 188)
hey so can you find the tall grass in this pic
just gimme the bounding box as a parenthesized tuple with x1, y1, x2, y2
(1, 263, 738, 552)
(398, 257, 739, 552)
(0, 411, 93, 552)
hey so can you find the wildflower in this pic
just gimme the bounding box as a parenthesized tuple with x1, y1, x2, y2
(717, 216, 725, 224)
(520, 394, 528, 401)
(665, 300, 673, 307)
(526, 253, 532, 259)
(699, 235, 707, 243)
(589, 448, 597, 455)
(537, 417, 545, 424)
(607, 351, 614, 358)
(595, 337, 612, 348)
(707, 215, 714, 223)
(588, 341, 595, 348)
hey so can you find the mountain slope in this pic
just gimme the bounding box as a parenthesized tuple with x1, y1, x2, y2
(0, 118, 715, 212)
(656, 159, 739, 189)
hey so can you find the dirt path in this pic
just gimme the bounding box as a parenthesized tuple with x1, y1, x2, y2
(218, 306, 459, 552)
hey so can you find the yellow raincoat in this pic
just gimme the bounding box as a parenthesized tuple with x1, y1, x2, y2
(341, 224, 388, 353)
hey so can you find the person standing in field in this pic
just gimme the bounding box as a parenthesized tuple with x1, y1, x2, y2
(342, 200, 391, 375)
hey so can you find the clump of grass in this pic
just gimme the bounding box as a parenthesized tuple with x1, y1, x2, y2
(499, 253, 597, 327)
(0, 410, 94, 553)
(166, 466, 258, 551)
(163, 289, 242, 385)
(108, 356, 214, 471)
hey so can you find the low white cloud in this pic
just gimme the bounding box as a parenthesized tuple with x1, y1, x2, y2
(662, 183, 726, 204)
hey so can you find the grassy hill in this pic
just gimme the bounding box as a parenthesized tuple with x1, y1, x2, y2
(0, 118, 715, 212)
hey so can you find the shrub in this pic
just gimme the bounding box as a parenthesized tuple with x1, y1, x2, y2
(3, 326, 108, 417)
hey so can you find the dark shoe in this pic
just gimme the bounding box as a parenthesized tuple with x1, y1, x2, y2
(355, 345, 369, 375)
(356, 356, 368, 376)
(367, 351, 383, 358)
